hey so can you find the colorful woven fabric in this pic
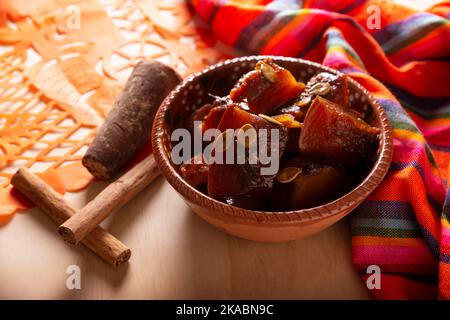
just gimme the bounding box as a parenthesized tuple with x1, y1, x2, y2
(190, 0, 450, 299)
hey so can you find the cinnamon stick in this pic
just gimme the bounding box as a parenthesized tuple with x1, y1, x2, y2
(11, 167, 131, 267)
(59, 154, 160, 245)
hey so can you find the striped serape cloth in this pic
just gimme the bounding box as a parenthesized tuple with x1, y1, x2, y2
(191, 0, 450, 299)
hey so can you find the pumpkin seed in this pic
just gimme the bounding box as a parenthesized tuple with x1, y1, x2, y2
(237, 124, 257, 148)
(257, 61, 277, 83)
(213, 129, 234, 153)
(271, 114, 303, 128)
(286, 120, 303, 129)
(308, 82, 331, 96)
(259, 113, 283, 126)
(240, 123, 254, 131)
(276, 167, 303, 183)
(295, 94, 312, 107)
(272, 114, 293, 122)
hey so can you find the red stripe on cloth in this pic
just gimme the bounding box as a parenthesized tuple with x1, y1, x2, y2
(361, 273, 438, 299)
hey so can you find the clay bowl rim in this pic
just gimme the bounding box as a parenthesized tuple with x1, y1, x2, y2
(151, 55, 393, 225)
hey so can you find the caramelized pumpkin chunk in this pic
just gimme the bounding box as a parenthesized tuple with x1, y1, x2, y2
(230, 60, 305, 114)
(208, 105, 288, 198)
(201, 104, 227, 132)
(185, 103, 214, 135)
(299, 97, 380, 167)
(273, 166, 345, 210)
(192, 103, 215, 121)
(305, 72, 349, 107)
(289, 166, 345, 209)
(272, 156, 347, 210)
(180, 154, 209, 188)
(216, 103, 266, 130)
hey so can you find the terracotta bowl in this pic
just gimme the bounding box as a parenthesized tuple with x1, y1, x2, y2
(151, 55, 393, 242)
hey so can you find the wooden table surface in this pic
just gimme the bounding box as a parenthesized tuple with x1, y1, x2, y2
(0, 179, 370, 299)
(0, 0, 440, 300)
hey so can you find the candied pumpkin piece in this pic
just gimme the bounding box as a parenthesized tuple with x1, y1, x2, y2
(193, 103, 215, 121)
(299, 97, 380, 167)
(207, 105, 288, 198)
(230, 60, 305, 114)
(305, 72, 349, 107)
(184, 103, 214, 135)
(289, 166, 346, 209)
(216, 103, 268, 130)
(180, 154, 209, 188)
(279, 72, 349, 115)
(208, 161, 273, 198)
(273, 166, 345, 210)
(271, 157, 347, 210)
(201, 104, 227, 132)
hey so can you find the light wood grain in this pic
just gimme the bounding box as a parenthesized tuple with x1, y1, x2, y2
(0, 178, 370, 299)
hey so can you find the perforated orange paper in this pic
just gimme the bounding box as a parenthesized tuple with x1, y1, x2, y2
(0, 0, 226, 223)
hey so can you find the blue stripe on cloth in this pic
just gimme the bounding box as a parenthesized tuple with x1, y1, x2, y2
(427, 193, 444, 216)
(376, 98, 418, 129)
(441, 253, 450, 265)
(236, 9, 279, 51)
(295, 15, 367, 58)
(390, 161, 425, 180)
(339, 0, 368, 14)
(429, 143, 450, 152)
(353, 201, 441, 260)
(243, 9, 304, 53)
(372, 12, 448, 55)
(443, 188, 450, 221)
(387, 84, 450, 111)
(352, 217, 418, 230)
(353, 200, 416, 220)
(419, 225, 440, 261)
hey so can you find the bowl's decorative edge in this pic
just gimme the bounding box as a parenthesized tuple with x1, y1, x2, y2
(151, 55, 394, 225)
